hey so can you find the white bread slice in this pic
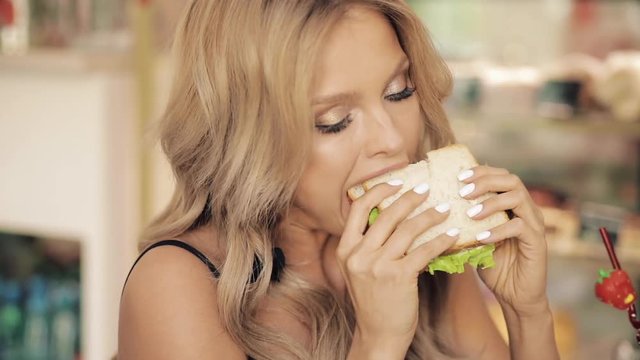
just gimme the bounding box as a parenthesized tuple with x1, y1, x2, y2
(347, 144, 509, 255)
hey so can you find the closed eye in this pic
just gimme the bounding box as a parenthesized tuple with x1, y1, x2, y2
(315, 114, 354, 134)
(315, 87, 415, 135)
(385, 87, 415, 102)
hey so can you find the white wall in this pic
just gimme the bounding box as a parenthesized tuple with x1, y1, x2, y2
(0, 54, 140, 360)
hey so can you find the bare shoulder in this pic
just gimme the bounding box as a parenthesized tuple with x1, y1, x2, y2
(441, 267, 509, 360)
(118, 245, 246, 360)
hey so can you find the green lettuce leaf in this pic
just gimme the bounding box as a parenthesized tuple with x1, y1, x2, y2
(367, 208, 495, 275)
(426, 244, 496, 275)
(368, 208, 380, 226)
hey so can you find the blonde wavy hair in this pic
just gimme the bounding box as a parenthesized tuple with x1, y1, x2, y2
(142, 0, 457, 359)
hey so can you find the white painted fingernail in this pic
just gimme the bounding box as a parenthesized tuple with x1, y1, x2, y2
(387, 179, 404, 186)
(446, 228, 460, 237)
(467, 204, 483, 218)
(458, 169, 474, 181)
(413, 183, 430, 195)
(435, 203, 450, 213)
(476, 231, 491, 242)
(459, 183, 475, 198)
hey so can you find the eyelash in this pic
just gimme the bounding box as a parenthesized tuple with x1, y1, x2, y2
(316, 114, 354, 134)
(385, 87, 416, 102)
(315, 86, 416, 135)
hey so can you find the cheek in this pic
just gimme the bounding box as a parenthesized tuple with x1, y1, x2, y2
(294, 138, 356, 230)
(393, 100, 425, 159)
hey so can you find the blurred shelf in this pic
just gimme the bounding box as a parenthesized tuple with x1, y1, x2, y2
(451, 113, 640, 140)
(0, 48, 132, 73)
(549, 241, 640, 265)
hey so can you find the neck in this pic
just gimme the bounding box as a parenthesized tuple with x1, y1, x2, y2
(276, 208, 332, 267)
(275, 208, 347, 297)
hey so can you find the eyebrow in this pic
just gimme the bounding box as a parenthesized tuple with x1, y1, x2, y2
(311, 56, 410, 107)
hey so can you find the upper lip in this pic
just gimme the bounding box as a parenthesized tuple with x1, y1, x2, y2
(350, 161, 410, 190)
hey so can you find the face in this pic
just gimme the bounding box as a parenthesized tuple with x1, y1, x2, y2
(292, 6, 425, 235)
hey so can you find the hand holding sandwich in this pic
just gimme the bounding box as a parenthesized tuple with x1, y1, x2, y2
(346, 145, 550, 316)
(343, 145, 558, 359)
(458, 165, 559, 360)
(457, 165, 549, 317)
(337, 181, 459, 359)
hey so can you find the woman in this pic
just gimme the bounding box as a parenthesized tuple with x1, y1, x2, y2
(118, 1, 560, 359)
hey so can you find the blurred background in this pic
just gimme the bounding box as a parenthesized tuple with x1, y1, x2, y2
(0, 0, 639, 359)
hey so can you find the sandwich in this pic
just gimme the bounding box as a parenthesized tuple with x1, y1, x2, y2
(347, 144, 509, 274)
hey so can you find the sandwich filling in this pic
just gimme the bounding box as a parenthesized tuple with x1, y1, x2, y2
(368, 207, 496, 274)
(426, 243, 495, 275)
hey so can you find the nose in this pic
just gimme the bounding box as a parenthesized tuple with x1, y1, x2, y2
(362, 106, 404, 158)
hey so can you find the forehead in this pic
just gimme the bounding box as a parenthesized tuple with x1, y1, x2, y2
(312, 6, 406, 97)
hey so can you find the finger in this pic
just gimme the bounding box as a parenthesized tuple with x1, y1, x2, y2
(464, 192, 543, 233)
(380, 203, 451, 259)
(461, 172, 544, 234)
(340, 182, 404, 256)
(401, 230, 460, 273)
(361, 182, 431, 250)
(457, 165, 510, 183)
(474, 217, 545, 254)
(458, 173, 522, 200)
